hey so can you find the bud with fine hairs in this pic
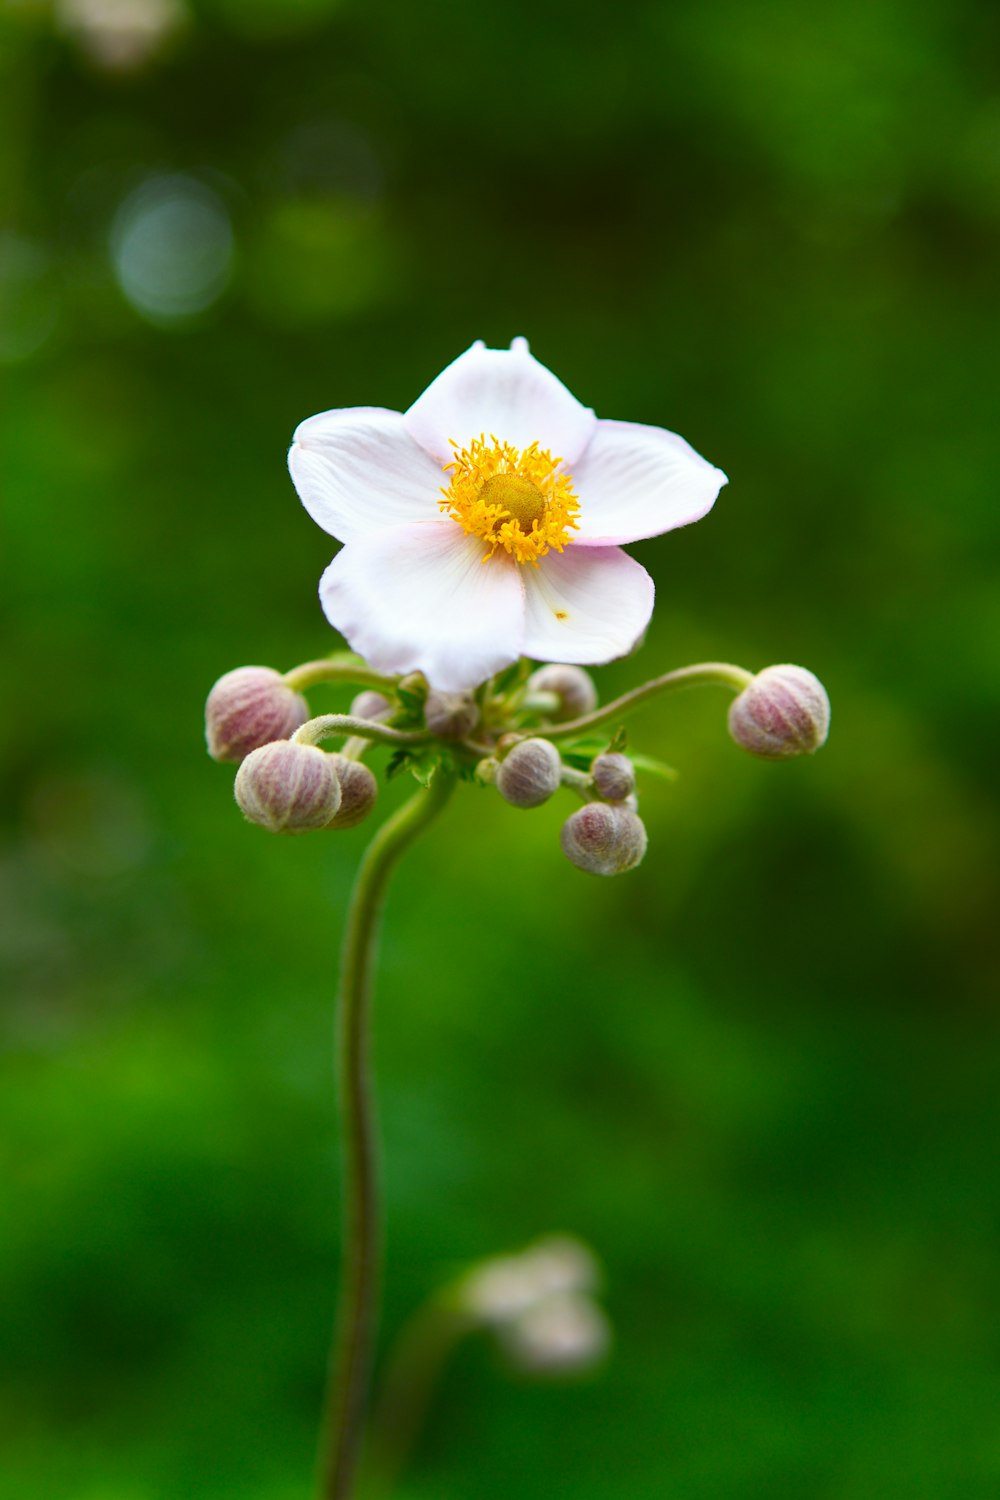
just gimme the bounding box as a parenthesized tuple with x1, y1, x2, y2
(205, 666, 309, 763)
(527, 663, 598, 721)
(561, 802, 648, 876)
(728, 664, 830, 759)
(496, 738, 562, 808)
(235, 742, 341, 834)
(424, 689, 480, 740)
(590, 751, 636, 803)
(324, 754, 378, 831)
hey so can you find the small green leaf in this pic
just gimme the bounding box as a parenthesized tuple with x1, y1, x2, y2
(410, 751, 444, 787)
(396, 685, 426, 720)
(630, 752, 678, 781)
(608, 726, 628, 754)
(385, 749, 411, 781)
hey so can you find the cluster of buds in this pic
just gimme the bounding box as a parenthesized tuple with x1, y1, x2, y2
(206, 654, 830, 868)
(459, 1235, 611, 1376)
(479, 716, 648, 878)
(206, 666, 379, 834)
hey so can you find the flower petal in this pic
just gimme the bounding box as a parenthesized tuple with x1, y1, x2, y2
(571, 419, 727, 546)
(289, 407, 445, 544)
(403, 338, 597, 466)
(319, 522, 526, 692)
(521, 546, 654, 666)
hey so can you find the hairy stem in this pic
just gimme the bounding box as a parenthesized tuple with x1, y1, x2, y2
(535, 662, 755, 743)
(284, 655, 401, 695)
(293, 714, 430, 750)
(318, 773, 456, 1500)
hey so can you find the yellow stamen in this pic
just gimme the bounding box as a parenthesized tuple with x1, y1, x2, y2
(439, 434, 580, 565)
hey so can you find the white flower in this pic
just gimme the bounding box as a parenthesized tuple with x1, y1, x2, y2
(288, 338, 727, 692)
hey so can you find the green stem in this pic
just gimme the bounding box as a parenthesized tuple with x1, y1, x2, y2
(362, 1292, 474, 1500)
(284, 656, 401, 695)
(293, 715, 430, 750)
(318, 773, 456, 1500)
(536, 662, 755, 743)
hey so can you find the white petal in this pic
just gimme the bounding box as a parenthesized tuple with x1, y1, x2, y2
(521, 546, 654, 666)
(319, 522, 526, 692)
(289, 407, 445, 544)
(403, 339, 597, 466)
(571, 419, 727, 546)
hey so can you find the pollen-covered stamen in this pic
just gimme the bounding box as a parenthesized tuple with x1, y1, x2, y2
(480, 474, 546, 531)
(439, 434, 581, 566)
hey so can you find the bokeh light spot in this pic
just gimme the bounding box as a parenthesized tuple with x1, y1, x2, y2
(110, 174, 234, 325)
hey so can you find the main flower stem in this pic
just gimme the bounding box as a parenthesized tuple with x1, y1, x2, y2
(318, 772, 455, 1500)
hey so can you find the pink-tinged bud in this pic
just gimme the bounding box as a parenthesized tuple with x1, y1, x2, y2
(590, 752, 635, 803)
(527, 664, 598, 721)
(728, 665, 830, 760)
(324, 753, 378, 830)
(349, 690, 392, 721)
(424, 690, 480, 740)
(234, 742, 340, 834)
(561, 803, 647, 876)
(496, 738, 562, 808)
(205, 667, 309, 763)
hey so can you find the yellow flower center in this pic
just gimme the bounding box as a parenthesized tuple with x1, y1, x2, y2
(439, 435, 580, 565)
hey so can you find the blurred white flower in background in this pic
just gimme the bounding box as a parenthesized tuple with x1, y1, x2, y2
(57, 0, 187, 72)
(461, 1235, 611, 1376)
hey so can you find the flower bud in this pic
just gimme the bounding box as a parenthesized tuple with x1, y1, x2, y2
(496, 738, 562, 808)
(728, 665, 830, 759)
(424, 689, 480, 740)
(560, 803, 647, 876)
(527, 664, 598, 721)
(590, 752, 635, 803)
(323, 753, 378, 830)
(349, 690, 392, 721)
(205, 666, 309, 763)
(475, 756, 499, 785)
(234, 742, 340, 834)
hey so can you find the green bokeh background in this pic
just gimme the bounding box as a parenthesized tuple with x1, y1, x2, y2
(3, 1, 999, 1495)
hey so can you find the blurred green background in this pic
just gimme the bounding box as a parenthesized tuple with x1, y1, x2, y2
(3, 0, 1000, 1495)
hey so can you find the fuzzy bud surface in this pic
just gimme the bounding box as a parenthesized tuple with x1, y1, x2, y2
(527, 663, 598, 721)
(234, 741, 340, 834)
(591, 752, 636, 802)
(728, 664, 830, 759)
(496, 738, 562, 808)
(323, 753, 378, 830)
(561, 802, 647, 875)
(205, 666, 309, 763)
(424, 690, 480, 740)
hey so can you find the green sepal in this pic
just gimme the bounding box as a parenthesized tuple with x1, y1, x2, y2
(630, 752, 678, 781)
(386, 747, 446, 787)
